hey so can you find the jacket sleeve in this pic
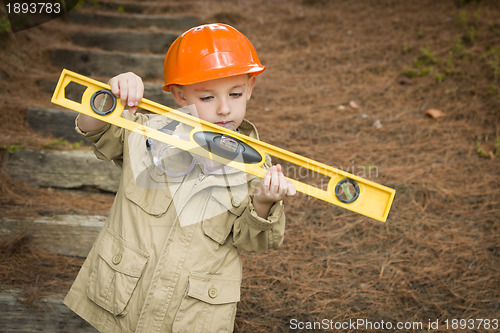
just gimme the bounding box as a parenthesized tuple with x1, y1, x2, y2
(75, 112, 144, 167)
(231, 197, 286, 253)
(231, 156, 286, 253)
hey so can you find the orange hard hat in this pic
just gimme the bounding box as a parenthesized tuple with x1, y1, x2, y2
(163, 23, 266, 92)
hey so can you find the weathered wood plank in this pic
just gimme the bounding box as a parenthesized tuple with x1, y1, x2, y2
(0, 288, 98, 332)
(4, 149, 120, 192)
(26, 107, 85, 143)
(72, 30, 179, 54)
(65, 12, 198, 30)
(0, 215, 105, 257)
(51, 48, 164, 79)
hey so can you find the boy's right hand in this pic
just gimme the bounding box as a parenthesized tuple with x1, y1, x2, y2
(109, 72, 144, 114)
(77, 72, 144, 133)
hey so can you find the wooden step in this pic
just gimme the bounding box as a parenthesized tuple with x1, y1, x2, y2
(26, 107, 83, 143)
(78, 0, 149, 14)
(65, 12, 198, 30)
(0, 288, 98, 332)
(73, 0, 193, 15)
(71, 30, 179, 54)
(4, 149, 120, 193)
(51, 48, 164, 80)
(0, 215, 104, 258)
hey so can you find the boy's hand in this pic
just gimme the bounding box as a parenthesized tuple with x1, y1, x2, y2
(252, 164, 296, 218)
(77, 72, 144, 133)
(109, 72, 144, 114)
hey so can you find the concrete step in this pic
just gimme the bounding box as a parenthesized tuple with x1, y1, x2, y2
(65, 12, 198, 30)
(0, 288, 98, 332)
(4, 149, 120, 193)
(51, 48, 164, 79)
(0, 215, 104, 258)
(71, 30, 179, 54)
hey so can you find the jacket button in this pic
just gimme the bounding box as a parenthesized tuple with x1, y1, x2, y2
(112, 254, 122, 265)
(231, 198, 240, 208)
(208, 288, 218, 299)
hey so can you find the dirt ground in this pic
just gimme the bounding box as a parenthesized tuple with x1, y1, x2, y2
(1, 0, 499, 332)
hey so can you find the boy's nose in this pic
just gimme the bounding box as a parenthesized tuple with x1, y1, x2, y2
(216, 98, 231, 116)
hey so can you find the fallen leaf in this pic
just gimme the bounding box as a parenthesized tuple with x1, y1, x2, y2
(349, 100, 359, 109)
(425, 108, 445, 120)
(398, 77, 412, 85)
(373, 119, 382, 129)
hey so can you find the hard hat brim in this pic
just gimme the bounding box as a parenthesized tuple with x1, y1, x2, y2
(162, 64, 266, 92)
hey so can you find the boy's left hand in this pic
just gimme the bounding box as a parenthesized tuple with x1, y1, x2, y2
(252, 164, 296, 218)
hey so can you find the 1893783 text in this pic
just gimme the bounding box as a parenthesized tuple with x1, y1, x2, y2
(5, 2, 61, 14)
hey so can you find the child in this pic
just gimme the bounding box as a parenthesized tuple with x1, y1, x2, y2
(66, 23, 295, 332)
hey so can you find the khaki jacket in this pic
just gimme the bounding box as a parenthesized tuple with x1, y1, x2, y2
(65, 113, 286, 333)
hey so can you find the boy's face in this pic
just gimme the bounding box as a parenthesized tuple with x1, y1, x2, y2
(170, 74, 256, 129)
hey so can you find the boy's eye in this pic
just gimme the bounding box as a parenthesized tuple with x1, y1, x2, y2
(230, 92, 243, 98)
(200, 96, 213, 102)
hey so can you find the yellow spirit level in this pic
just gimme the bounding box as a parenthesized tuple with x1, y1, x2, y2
(51, 69, 395, 222)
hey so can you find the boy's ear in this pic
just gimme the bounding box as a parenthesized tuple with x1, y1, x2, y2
(169, 85, 187, 107)
(246, 75, 257, 101)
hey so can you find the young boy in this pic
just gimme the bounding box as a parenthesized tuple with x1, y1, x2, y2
(66, 23, 295, 332)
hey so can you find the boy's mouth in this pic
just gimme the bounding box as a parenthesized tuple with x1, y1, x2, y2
(214, 121, 236, 131)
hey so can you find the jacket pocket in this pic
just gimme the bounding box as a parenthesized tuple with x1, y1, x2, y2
(173, 273, 240, 333)
(202, 187, 247, 245)
(124, 163, 174, 217)
(86, 230, 149, 316)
